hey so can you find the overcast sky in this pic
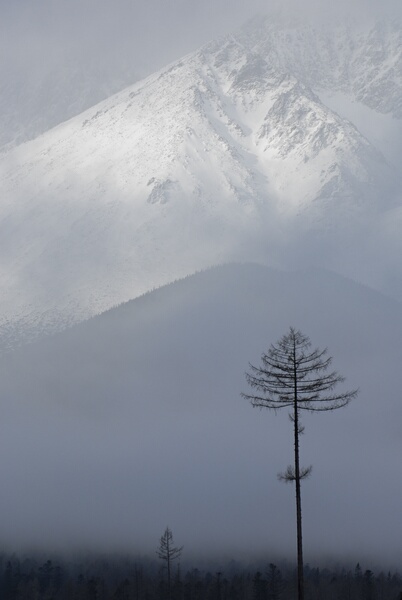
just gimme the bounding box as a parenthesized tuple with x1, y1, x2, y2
(1, 0, 401, 78)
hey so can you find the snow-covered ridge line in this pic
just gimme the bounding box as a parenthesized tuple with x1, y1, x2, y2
(0, 16, 401, 352)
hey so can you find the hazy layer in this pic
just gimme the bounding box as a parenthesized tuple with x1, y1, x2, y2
(0, 264, 401, 567)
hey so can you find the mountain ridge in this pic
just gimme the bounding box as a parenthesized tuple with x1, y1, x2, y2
(0, 15, 401, 349)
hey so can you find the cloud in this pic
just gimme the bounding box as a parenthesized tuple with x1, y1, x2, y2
(2, 0, 400, 79)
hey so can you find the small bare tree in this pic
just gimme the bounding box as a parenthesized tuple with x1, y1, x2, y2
(242, 327, 358, 600)
(157, 527, 183, 600)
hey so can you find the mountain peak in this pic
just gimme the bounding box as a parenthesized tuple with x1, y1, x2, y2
(233, 15, 402, 118)
(0, 16, 401, 350)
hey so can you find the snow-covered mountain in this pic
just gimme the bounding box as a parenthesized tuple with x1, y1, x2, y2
(240, 17, 402, 119)
(0, 15, 401, 350)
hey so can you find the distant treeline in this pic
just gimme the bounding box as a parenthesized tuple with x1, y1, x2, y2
(0, 553, 401, 600)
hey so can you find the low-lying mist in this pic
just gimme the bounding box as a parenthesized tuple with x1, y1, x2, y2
(0, 264, 401, 568)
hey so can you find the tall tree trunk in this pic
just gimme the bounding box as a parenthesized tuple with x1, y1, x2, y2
(293, 346, 304, 600)
(167, 541, 171, 600)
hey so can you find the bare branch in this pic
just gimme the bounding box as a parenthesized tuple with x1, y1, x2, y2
(278, 465, 312, 482)
(243, 327, 357, 413)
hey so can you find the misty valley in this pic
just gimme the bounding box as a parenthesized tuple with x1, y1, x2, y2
(1, 266, 402, 573)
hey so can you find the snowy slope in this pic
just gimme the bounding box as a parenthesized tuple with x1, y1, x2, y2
(237, 16, 402, 166)
(0, 16, 401, 350)
(0, 57, 142, 151)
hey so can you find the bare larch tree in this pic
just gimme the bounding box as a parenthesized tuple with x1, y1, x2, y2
(242, 327, 358, 600)
(157, 526, 183, 600)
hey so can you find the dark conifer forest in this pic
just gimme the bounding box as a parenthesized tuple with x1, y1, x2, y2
(1, 552, 401, 600)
